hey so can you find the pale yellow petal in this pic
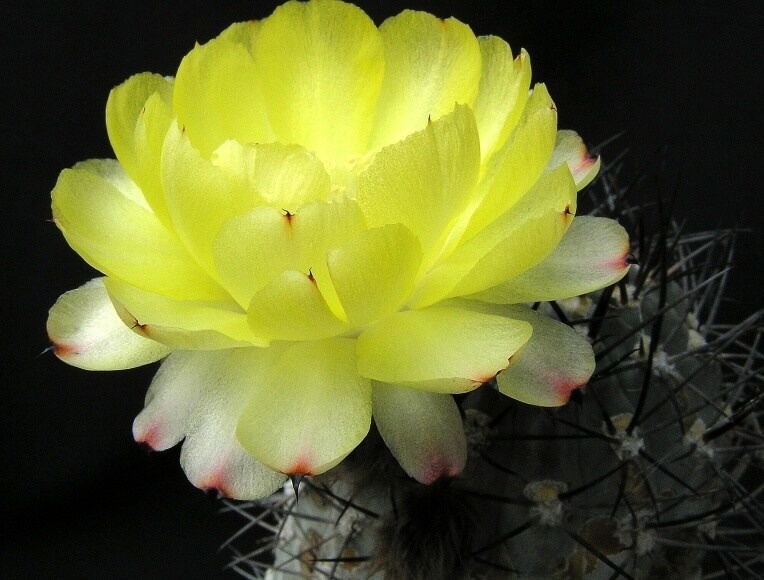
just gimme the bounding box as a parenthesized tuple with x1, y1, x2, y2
(104, 277, 260, 350)
(472, 38, 531, 161)
(52, 159, 226, 301)
(251, 0, 384, 159)
(370, 10, 481, 149)
(47, 278, 169, 371)
(237, 338, 372, 475)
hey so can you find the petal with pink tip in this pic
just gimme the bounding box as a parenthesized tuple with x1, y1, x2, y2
(179, 348, 287, 499)
(356, 306, 531, 388)
(495, 305, 595, 407)
(546, 130, 601, 190)
(373, 382, 466, 484)
(133, 350, 226, 451)
(237, 338, 372, 476)
(47, 278, 169, 371)
(471, 216, 630, 304)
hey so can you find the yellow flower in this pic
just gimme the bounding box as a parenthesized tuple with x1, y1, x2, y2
(47, 0, 629, 498)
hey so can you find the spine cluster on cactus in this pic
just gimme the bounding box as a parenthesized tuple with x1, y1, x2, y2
(221, 162, 763, 579)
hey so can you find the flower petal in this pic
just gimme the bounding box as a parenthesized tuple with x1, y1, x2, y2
(412, 163, 576, 307)
(106, 73, 175, 227)
(162, 126, 332, 274)
(464, 83, 559, 238)
(105, 277, 260, 350)
(356, 306, 532, 390)
(213, 199, 364, 309)
(237, 339, 372, 476)
(494, 305, 595, 406)
(47, 278, 169, 371)
(52, 159, 226, 301)
(132, 350, 220, 451)
(472, 38, 531, 161)
(252, 0, 384, 159)
(546, 130, 600, 190)
(328, 224, 422, 326)
(178, 348, 288, 499)
(356, 105, 480, 265)
(472, 216, 631, 304)
(370, 10, 481, 149)
(372, 382, 466, 484)
(173, 25, 273, 157)
(247, 271, 349, 341)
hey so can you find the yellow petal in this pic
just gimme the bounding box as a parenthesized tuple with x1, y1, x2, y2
(213, 198, 365, 309)
(372, 383, 466, 484)
(52, 159, 226, 301)
(247, 271, 349, 341)
(473, 216, 631, 304)
(47, 278, 169, 371)
(104, 277, 259, 350)
(162, 126, 333, 274)
(412, 164, 577, 307)
(472, 38, 531, 162)
(237, 338, 372, 476)
(106, 73, 175, 227)
(252, 0, 384, 159)
(173, 28, 273, 158)
(356, 105, 480, 266)
(328, 224, 422, 326)
(370, 10, 481, 149)
(356, 306, 532, 389)
(464, 83, 559, 239)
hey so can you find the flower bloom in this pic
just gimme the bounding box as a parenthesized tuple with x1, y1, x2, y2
(47, 0, 629, 498)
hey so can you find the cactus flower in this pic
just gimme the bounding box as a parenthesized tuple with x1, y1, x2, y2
(47, 0, 630, 498)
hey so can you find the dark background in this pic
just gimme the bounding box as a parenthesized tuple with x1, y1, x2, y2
(2, 0, 761, 577)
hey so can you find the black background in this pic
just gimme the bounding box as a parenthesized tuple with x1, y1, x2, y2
(2, 0, 761, 577)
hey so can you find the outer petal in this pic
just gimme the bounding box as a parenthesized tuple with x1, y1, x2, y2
(472, 216, 631, 304)
(412, 164, 576, 307)
(356, 306, 532, 390)
(494, 305, 596, 406)
(179, 348, 288, 499)
(52, 159, 226, 301)
(370, 10, 481, 149)
(328, 224, 422, 326)
(546, 130, 600, 190)
(105, 278, 261, 350)
(464, 83, 559, 238)
(252, 0, 384, 159)
(133, 350, 221, 451)
(106, 73, 175, 227)
(372, 382, 466, 484)
(173, 27, 274, 157)
(237, 339, 372, 476)
(472, 38, 531, 162)
(356, 105, 480, 265)
(47, 278, 169, 371)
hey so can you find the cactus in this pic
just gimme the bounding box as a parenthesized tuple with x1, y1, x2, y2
(220, 160, 763, 579)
